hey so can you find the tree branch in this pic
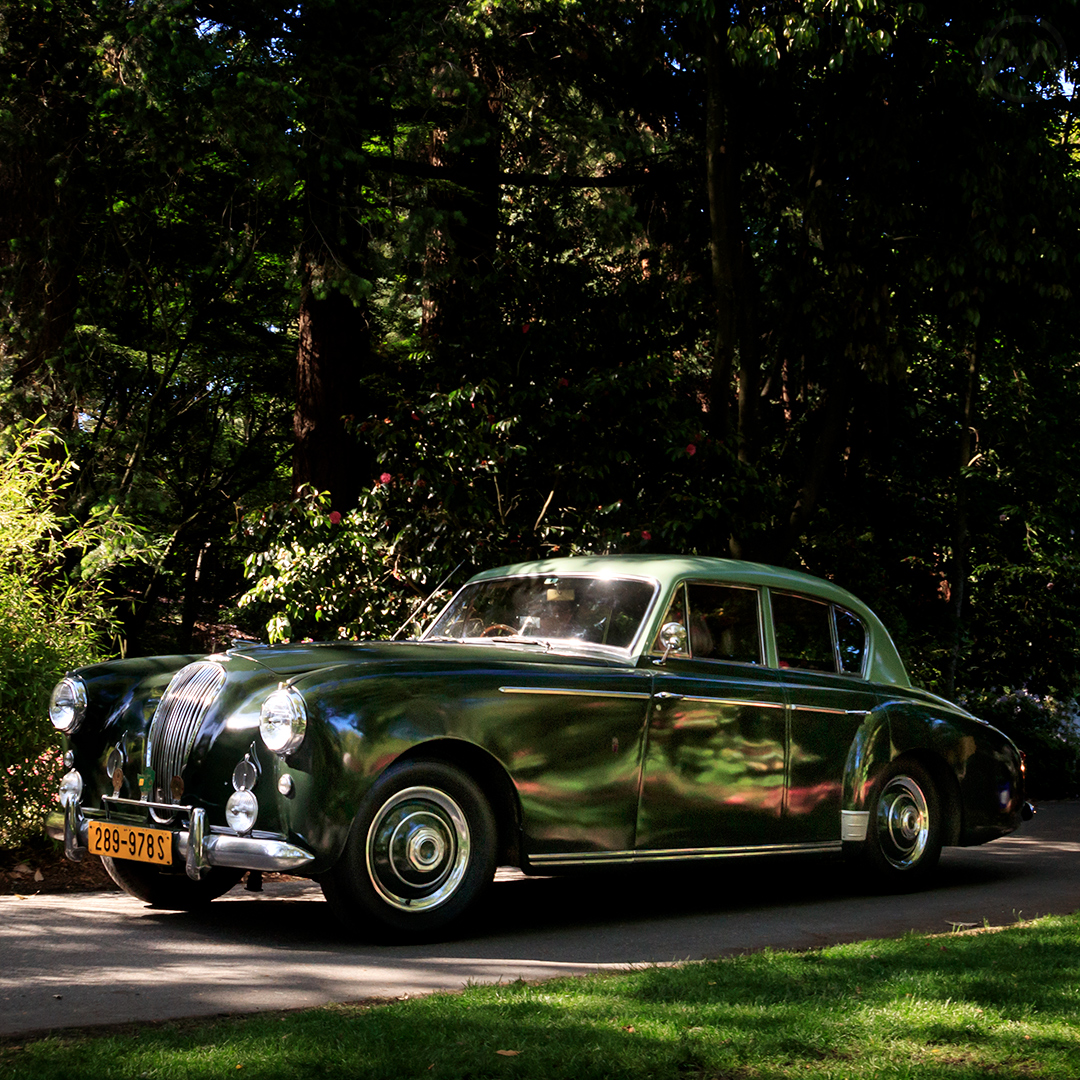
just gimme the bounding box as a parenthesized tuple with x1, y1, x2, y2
(364, 155, 691, 190)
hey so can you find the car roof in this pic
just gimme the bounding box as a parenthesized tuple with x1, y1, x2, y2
(467, 555, 910, 687)
(471, 554, 854, 602)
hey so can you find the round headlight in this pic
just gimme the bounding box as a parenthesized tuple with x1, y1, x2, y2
(259, 686, 307, 755)
(225, 789, 258, 834)
(50, 677, 87, 733)
(59, 769, 84, 807)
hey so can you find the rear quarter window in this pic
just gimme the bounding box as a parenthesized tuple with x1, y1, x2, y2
(772, 592, 868, 676)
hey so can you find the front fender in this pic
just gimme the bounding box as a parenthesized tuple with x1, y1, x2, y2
(62, 655, 204, 808)
(268, 668, 503, 873)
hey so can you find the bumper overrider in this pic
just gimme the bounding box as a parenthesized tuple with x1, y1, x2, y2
(48, 795, 315, 882)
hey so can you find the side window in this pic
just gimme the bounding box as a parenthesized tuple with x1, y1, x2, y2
(835, 607, 867, 675)
(772, 592, 835, 672)
(685, 583, 762, 664)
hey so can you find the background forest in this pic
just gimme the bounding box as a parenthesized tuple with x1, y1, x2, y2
(3, 0, 1080, 838)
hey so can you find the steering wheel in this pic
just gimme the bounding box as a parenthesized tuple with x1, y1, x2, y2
(481, 624, 519, 637)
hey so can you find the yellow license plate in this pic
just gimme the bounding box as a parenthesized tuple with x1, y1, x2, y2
(87, 821, 173, 865)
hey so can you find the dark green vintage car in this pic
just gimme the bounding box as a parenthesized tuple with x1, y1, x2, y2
(48, 556, 1032, 936)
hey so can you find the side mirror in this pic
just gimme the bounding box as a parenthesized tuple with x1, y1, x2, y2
(658, 622, 688, 662)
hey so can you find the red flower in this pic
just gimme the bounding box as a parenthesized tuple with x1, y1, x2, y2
(685, 444, 697, 456)
(328, 511, 342, 525)
(379, 472, 392, 485)
(558, 377, 569, 387)
(641, 530, 652, 540)
(522, 323, 531, 334)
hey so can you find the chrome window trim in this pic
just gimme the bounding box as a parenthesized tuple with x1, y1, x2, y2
(832, 605, 870, 679)
(648, 580, 765, 666)
(770, 590, 870, 679)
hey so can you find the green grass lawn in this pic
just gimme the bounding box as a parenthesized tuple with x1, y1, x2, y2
(3, 914, 1079, 1080)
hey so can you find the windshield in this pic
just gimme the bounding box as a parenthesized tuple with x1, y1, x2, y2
(423, 575, 657, 650)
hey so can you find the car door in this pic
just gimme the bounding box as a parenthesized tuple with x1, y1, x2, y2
(770, 590, 881, 843)
(635, 581, 789, 852)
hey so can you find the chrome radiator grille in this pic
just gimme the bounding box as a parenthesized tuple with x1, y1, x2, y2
(148, 662, 226, 802)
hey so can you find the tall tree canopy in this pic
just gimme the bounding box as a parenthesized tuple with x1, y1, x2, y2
(2, 0, 1079, 702)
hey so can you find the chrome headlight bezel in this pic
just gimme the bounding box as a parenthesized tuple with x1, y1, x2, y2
(49, 676, 88, 734)
(259, 686, 307, 755)
(225, 789, 258, 834)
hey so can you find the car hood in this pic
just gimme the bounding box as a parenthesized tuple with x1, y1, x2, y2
(226, 638, 634, 678)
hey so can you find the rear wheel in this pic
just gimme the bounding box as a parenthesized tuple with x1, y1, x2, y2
(102, 857, 243, 908)
(855, 758, 943, 890)
(321, 760, 497, 938)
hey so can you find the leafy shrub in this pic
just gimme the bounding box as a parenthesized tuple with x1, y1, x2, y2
(238, 488, 434, 643)
(238, 367, 713, 644)
(964, 688, 1080, 800)
(0, 426, 128, 845)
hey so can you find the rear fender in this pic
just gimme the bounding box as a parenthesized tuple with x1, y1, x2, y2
(842, 705, 966, 846)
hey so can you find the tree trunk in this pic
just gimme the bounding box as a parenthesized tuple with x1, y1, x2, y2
(704, 19, 738, 444)
(0, 5, 85, 421)
(946, 334, 980, 699)
(421, 54, 503, 370)
(292, 257, 371, 510)
(786, 376, 853, 553)
(705, 15, 767, 560)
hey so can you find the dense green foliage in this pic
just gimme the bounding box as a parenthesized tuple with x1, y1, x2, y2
(2, 3, 1080, 792)
(0, 427, 136, 844)
(6, 913, 1080, 1077)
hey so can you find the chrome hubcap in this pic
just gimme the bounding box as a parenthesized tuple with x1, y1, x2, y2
(877, 775, 930, 869)
(405, 824, 447, 872)
(366, 786, 470, 912)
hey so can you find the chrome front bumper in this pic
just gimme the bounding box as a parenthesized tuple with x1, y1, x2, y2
(48, 801, 315, 882)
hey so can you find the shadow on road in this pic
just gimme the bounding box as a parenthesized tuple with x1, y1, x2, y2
(139, 840, 1033, 949)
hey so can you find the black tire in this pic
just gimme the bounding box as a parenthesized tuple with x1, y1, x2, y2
(102, 856, 243, 909)
(855, 758, 943, 890)
(321, 760, 497, 938)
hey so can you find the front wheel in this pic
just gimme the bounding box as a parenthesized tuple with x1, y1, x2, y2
(852, 759, 943, 890)
(102, 857, 243, 908)
(321, 760, 497, 938)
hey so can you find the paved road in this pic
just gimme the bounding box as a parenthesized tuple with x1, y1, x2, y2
(2, 802, 1077, 1039)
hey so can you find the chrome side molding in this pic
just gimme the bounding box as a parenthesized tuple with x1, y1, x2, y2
(840, 809, 869, 841)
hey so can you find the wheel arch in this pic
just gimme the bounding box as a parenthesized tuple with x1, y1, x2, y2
(391, 738, 523, 867)
(843, 708, 964, 847)
(892, 748, 963, 848)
